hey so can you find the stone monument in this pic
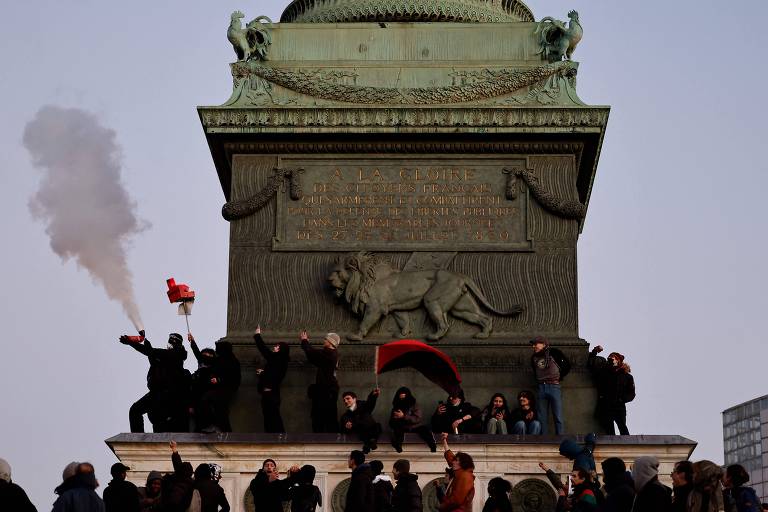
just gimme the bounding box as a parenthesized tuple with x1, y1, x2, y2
(107, 2, 695, 511)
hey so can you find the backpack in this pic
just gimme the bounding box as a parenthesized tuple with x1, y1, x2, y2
(622, 374, 636, 403)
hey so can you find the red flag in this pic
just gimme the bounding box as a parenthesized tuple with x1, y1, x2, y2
(376, 340, 462, 394)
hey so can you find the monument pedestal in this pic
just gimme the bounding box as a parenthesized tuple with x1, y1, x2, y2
(107, 433, 695, 512)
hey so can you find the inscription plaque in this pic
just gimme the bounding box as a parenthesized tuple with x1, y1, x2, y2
(273, 156, 531, 251)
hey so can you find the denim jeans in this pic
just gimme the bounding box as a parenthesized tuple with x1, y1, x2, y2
(537, 383, 564, 434)
(512, 420, 542, 435)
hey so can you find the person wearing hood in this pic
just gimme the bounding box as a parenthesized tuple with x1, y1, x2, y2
(249, 459, 300, 512)
(600, 457, 634, 512)
(53, 462, 105, 512)
(369, 460, 393, 512)
(0, 457, 37, 512)
(287, 465, 322, 512)
(669, 460, 693, 512)
(137, 470, 162, 512)
(188, 334, 241, 433)
(341, 388, 382, 454)
(529, 336, 571, 434)
(103, 462, 140, 512)
(254, 325, 290, 433)
(346, 450, 375, 512)
(120, 331, 190, 433)
(389, 387, 437, 452)
(432, 389, 482, 435)
(588, 345, 635, 435)
(688, 460, 726, 512)
(630, 456, 671, 511)
(438, 433, 475, 512)
(723, 464, 761, 512)
(300, 330, 341, 433)
(188, 333, 219, 432)
(192, 463, 230, 512)
(160, 441, 195, 512)
(391, 459, 421, 512)
(482, 477, 513, 512)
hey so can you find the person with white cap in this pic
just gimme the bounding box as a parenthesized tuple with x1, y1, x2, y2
(0, 457, 37, 511)
(300, 330, 341, 432)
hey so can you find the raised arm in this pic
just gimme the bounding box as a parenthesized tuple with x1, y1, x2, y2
(188, 333, 203, 363)
(170, 440, 184, 473)
(254, 326, 272, 360)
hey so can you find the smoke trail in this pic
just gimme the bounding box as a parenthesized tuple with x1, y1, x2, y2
(23, 105, 147, 331)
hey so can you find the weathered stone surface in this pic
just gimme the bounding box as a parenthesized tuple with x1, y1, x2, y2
(107, 434, 696, 512)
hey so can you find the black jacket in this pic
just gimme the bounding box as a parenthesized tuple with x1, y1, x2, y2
(0, 480, 37, 512)
(288, 482, 322, 512)
(392, 473, 422, 512)
(161, 452, 195, 512)
(603, 474, 635, 512)
(196, 479, 230, 512)
(123, 338, 188, 392)
(633, 478, 671, 512)
(249, 470, 295, 512)
(301, 340, 339, 391)
(372, 475, 394, 512)
(346, 464, 375, 512)
(530, 346, 571, 381)
(431, 401, 481, 434)
(588, 351, 635, 407)
(53, 473, 105, 512)
(103, 479, 140, 512)
(254, 334, 289, 393)
(670, 484, 693, 512)
(214, 342, 241, 393)
(482, 496, 513, 512)
(341, 391, 379, 432)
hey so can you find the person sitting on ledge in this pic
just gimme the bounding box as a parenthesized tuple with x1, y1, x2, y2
(431, 388, 481, 435)
(438, 432, 475, 512)
(341, 388, 382, 454)
(479, 393, 512, 435)
(300, 330, 340, 433)
(249, 459, 300, 512)
(588, 345, 635, 435)
(389, 387, 437, 452)
(509, 390, 542, 435)
(254, 325, 290, 433)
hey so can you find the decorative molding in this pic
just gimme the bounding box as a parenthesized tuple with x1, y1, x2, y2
(503, 167, 586, 219)
(280, 0, 535, 23)
(200, 107, 609, 129)
(223, 141, 585, 155)
(229, 61, 577, 105)
(222, 167, 303, 221)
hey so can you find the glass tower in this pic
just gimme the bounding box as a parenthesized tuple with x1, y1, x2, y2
(722, 395, 768, 501)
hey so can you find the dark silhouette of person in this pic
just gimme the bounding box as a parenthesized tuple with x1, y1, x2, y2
(254, 325, 290, 433)
(187, 333, 241, 432)
(389, 387, 436, 452)
(300, 330, 340, 433)
(120, 331, 190, 433)
(341, 389, 382, 454)
(103, 463, 140, 512)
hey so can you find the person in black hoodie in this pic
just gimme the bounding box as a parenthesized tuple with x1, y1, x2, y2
(161, 441, 195, 512)
(188, 333, 219, 432)
(341, 388, 382, 454)
(53, 462, 105, 512)
(482, 477, 513, 512)
(121, 332, 190, 433)
(600, 457, 634, 512)
(192, 463, 230, 512)
(0, 458, 37, 512)
(300, 330, 341, 433)
(287, 465, 322, 512)
(369, 460, 393, 512)
(254, 325, 290, 433)
(588, 345, 635, 435)
(431, 388, 481, 434)
(103, 463, 139, 512)
(389, 387, 437, 452)
(249, 459, 300, 512)
(188, 334, 241, 433)
(346, 450, 374, 512)
(391, 459, 421, 512)
(669, 460, 693, 512)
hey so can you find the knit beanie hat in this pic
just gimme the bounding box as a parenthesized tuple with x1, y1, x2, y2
(632, 456, 659, 492)
(324, 333, 341, 348)
(0, 458, 10, 482)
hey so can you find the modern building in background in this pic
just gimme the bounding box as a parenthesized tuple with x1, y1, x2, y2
(723, 395, 768, 501)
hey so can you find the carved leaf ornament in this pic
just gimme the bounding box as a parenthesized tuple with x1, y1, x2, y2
(231, 60, 578, 105)
(221, 167, 303, 221)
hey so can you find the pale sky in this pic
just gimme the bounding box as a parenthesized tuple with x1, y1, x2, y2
(2, 0, 767, 508)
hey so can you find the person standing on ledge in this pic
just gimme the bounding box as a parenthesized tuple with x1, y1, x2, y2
(587, 345, 635, 435)
(529, 336, 570, 435)
(300, 330, 341, 433)
(254, 325, 290, 433)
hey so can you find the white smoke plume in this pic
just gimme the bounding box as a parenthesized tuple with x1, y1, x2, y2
(23, 105, 147, 331)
